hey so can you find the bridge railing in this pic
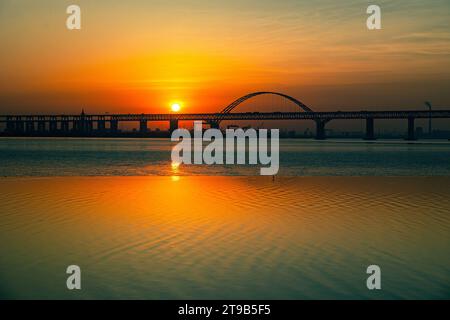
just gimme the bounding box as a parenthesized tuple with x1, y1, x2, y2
(2, 110, 450, 122)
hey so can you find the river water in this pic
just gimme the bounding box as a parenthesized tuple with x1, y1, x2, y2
(0, 138, 449, 299)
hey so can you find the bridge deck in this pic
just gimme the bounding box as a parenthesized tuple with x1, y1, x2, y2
(1, 110, 450, 122)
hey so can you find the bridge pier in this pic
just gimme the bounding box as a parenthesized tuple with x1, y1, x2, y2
(169, 119, 178, 134)
(49, 119, 57, 133)
(72, 120, 79, 132)
(61, 120, 69, 132)
(26, 120, 35, 133)
(110, 120, 119, 133)
(75, 119, 87, 133)
(6, 118, 15, 133)
(140, 119, 148, 133)
(406, 117, 416, 141)
(315, 119, 327, 140)
(364, 117, 376, 140)
(15, 119, 24, 133)
(97, 119, 106, 132)
(37, 120, 45, 132)
(86, 120, 93, 132)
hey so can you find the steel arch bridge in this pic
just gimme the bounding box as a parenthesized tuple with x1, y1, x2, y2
(210, 91, 313, 126)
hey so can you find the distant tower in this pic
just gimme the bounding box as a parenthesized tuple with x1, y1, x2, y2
(425, 102, 432, 135)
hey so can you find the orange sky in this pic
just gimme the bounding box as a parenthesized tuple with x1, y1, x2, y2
(0, 0, 449, 114)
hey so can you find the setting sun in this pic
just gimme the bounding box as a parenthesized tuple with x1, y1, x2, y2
(171, 103, 181, 112)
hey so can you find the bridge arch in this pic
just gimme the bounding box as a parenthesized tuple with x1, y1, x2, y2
(212, 92, 313, 124)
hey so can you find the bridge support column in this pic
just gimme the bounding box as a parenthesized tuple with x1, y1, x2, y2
(97, 120, 106, 132)
(76, 119, 85, 133)
(364, 117, 375, 140)
(169, 119, 178, 134)
(407, 117, 416, 141)
(315, 119, 327, 140)
(110, 120, 119, 133)
(26, 121, 35, 133)
(140, 119, 148, 133)
(15, 119, 24, 133)
(37, 121, 45, 132)
(49, 120, 57, 133)
(6, 118, 15, 133)
(61, 121, 69, 132)
(86, 120, 93, 132)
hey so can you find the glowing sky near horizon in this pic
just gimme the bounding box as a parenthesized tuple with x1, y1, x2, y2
(0, 0, 449, 114)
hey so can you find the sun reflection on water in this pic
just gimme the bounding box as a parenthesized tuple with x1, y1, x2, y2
(171, 161, 181, 181)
